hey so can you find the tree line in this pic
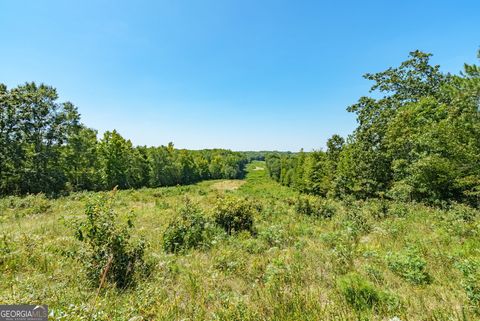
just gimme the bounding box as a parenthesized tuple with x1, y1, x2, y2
(0, 83, 247, 196)
(266, 50, 480, 207)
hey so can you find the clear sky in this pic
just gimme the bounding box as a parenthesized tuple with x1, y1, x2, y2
(0, 1, 478, 151)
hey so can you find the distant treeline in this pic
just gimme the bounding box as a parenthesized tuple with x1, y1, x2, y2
(0, 83, 253, 196)
(242, 151, 293, 162)
(266, 50, 480, 207)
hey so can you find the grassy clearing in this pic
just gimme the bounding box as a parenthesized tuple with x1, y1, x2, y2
(1, 161, 479, 320)
(210, 180, 246, 191)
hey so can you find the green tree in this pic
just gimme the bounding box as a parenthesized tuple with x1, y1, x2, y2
(98, 130, 135, 189)
(0, 82, 81, 195)
(265, 154, 281, 181)
(340, 51, 450, 199)
(385, 55, 480, 204)
(62, 126, 100, 191)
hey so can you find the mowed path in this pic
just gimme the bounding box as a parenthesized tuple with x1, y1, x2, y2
(210, 179, 246, 191)
(209, 163, 266, 191)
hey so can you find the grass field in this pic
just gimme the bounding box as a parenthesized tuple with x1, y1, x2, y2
(1, 161, 479, 320)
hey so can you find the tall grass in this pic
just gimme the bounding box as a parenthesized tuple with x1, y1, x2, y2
(0, 161, 478, 320)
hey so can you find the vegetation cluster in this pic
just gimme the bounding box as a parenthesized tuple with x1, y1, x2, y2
(266, 51, 480, 208)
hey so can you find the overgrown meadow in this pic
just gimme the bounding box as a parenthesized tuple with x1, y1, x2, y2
(1, 50, 479, 320)
(1, 161, 479, 320)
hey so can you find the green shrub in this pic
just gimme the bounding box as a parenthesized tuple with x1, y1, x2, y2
(317, 199, 337, 219)
(74, 191, 147, 289)
(387, 181, 414, 202)
(456, 259, 480, 307)
(284, 197, 296, 206)
(436, 202, 479, 238)
(163, 199, 214, 253)
(366, 199, 389, 219)
(388, 202, 410, 218)
(213, 196, 258, 234)
(264, 258, 293, 287)
(295, 195, 313, 216)
(337, 273, 383, 311)
(387, 247, 431, 285)
(364, 264, 385, 284)
(0, 194, 52, 218)
(213, 248, 245, 274)
(344, 204, 372, 236)
(295, 195, 337, 219)
(338, 273, 401, 313)
(259, 225, 289, 248)
(0, 233, 15, 270)
(240, 237, 268, 254)
(321, 231, 357, 274)
(448, 203, 479, 222)
(155, 199, 170, 210)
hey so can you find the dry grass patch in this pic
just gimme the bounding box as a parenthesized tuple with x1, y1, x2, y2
(211, 180, 246, 191)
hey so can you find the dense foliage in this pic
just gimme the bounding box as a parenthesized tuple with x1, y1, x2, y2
(0, 83, 247, 196)
(213, 195, 260, 235)
(266, 50, 480, 207)
(73, 189, 148, 289)
(162, 198, 214, 253)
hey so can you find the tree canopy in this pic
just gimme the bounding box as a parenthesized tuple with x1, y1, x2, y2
(266, 50, 480, 207)
(0, 84, 248, 196)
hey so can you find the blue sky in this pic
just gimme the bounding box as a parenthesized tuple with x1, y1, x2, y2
(0, 0, 478, 151)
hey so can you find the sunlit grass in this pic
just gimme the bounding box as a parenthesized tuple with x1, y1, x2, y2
(0, 161, 479, 320)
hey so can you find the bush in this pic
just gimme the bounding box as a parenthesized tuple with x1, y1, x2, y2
(337, 273, 383, 311)
(456, 259, 480, 307)
(388, 202, 410, 218)
(387, 181, 414, 202)
(0, 233, 15, 270)
(0, 194, 52, 218)
(213, 196, 258, 234)
(364, 264, 385, 284)
(213, 248, 245, 274)
(74, 190, 147, 289)
(387, 247, 431, 285)
(264, 258, 293, 288)
(321, 231, 358, 274)
(163, 199, 214, 253)
(259, 225, 289, 248)
(366, 199, 389, 219)
(448, 203, 479, 222)
(295, 195, 313, 216)
(295, 195, 337, 219)
(317, 199, 337, 219)
(343, 204, 372, 236)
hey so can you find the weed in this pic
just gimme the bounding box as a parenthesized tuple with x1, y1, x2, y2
(337, 272, 384, 311)
(387, 246, 431, 285)
(259, 225, 289, 248)
(456, 259, 480, 307)
(321, 231, 358, 274)
(366, 199, 389, 219)
(0, 194, 52, 218)
(343, 203, 372, 236)
(338, 272, 401, 315)
(388, 201, 410, 218)
(364, 264, 385, 284)
(213, 248, 245, 274)
(448, 203, 479, 222)
(264, 258, 293, 288)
